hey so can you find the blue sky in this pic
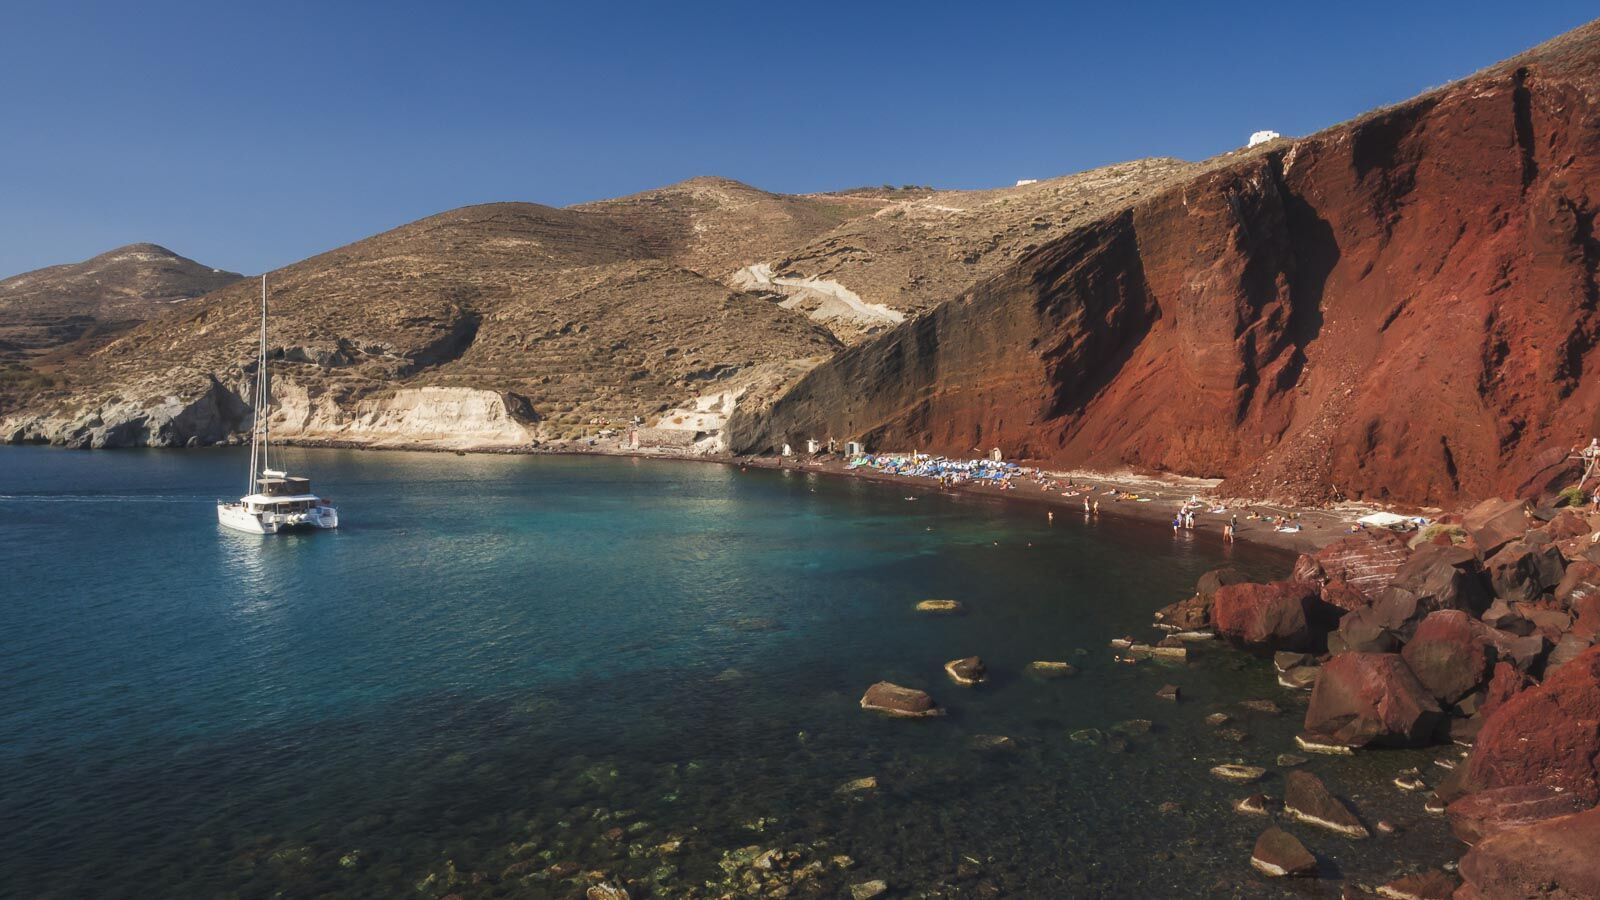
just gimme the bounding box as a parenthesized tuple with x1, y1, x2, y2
(1, 1, 1593, 277)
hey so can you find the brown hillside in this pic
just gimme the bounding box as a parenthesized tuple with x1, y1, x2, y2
(0, 243, 240, 360)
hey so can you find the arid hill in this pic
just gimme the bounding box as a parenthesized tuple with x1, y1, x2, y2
(0, 162, 1186, 451)
(736, 19, 1600, 506)
(0, 243, 240, 362)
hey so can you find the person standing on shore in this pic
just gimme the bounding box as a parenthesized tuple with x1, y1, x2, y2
(1092, 499, 1099, 516)
(1223, 522, 1234, 543)
(1172, 514, 1181, 533)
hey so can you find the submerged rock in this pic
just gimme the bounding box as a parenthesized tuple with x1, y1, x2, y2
(915, 599, 963, 614)
(1250, 827, 1318, 877)
(859, 682, 944, 718)
(837, 776, 879, 795)
(849, 879, 888, 899)
(1210, 764, 1267, 783)
(1233, 793, 1272, 816)
(1025, 660, 1078, 678)
(1283, 770, 1369, 838)
(944, 656, 987, 686)
(1155, 684, 1181, 702)
(969, 734, 1016, 751)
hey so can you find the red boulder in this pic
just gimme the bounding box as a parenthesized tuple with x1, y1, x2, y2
(1400, 610, 1494, 705)
(1311, 530, 1410, 600)
(1457, 806, 1600, 899)
(1213, 580, 1336, 651)
(1445, 783, 1591, 844)
(1303, 652, 1442, 747)
(1459, 644, 1600, 803)
(1462, 498, 1530, 558)
(1485, 540, 1565, 603)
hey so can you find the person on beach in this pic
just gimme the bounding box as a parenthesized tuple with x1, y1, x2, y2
(1230, 514, 1238, 532)
(1092, 499, 1099, 515)
(1224, 522, 1234, 543)
(1084, 498, 1091, 513)
(1172, 514, 1182, 533)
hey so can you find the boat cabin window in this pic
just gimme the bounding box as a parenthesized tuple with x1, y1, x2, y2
(257, 476, 313, 496)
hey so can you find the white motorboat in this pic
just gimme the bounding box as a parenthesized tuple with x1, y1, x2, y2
(217, 276, 339, 534)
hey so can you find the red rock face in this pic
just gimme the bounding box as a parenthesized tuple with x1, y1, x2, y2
(1445, 783, 1590, 844)
(736, 23, 1600, 505)
(1460, 643, 1600, 802)
(1311, 531, 1411, 600)
(1457, 805, 1600, 898)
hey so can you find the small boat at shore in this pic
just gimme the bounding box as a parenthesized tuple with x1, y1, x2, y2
(217, 276, 339, 534)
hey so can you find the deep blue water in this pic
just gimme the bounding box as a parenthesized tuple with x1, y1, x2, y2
(0, 446, 1457, 898)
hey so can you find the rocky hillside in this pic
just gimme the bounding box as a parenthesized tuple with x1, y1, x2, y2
(736, 20, 1600, 506)
(0, 162, 1190, 451)
(0, 243, 240, 362)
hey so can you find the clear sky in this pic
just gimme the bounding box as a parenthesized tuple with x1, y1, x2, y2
(2, 1, 1593, 277)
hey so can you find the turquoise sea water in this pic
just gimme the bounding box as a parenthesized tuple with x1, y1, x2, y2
(0, 447, 1457, 898)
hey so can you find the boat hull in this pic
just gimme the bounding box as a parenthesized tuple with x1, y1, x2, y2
(217, 503, 338, 534)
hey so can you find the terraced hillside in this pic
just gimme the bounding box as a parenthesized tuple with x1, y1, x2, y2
(0, 244, 241, 401)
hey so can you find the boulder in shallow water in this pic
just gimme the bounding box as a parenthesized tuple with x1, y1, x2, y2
(1458, 805, 1600, 898)
(1375, 869, 1459, 899)
(587, 884, 630, 900)
(915, 599, 963, 614)
(1283, 770, 1369, 838)
(1233, 793, 1272, 815)
(1213, 580, 1337, 651)
(1153, 593, 1212, 631)
(1155, 684, 1181, 702)
(1303, 652, 1442, 747)
(1210, 764, 1266, 783)
(1250, 827, 1318, 877)
(859, 682, 943, 718)
(943, 656, 986, 686)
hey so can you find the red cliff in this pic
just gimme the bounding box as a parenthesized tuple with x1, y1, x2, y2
(734, 21, 1600, 505)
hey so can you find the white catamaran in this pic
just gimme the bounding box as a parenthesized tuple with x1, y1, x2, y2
(217, 277, 339, 534)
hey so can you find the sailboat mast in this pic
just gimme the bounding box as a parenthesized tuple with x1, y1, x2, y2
(259, 275, 270, 476)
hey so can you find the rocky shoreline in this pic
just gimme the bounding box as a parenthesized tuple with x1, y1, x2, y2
(1133, 495, 1600, 895)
